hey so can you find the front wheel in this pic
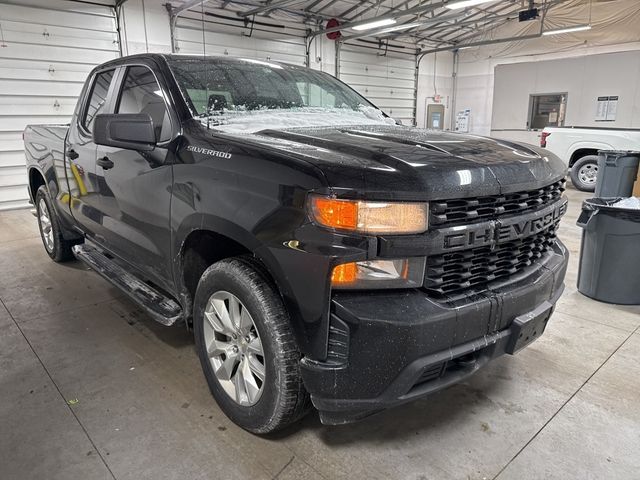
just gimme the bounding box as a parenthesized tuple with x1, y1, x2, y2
(570, 155, 598, 192)
(193, 257, 310, 434)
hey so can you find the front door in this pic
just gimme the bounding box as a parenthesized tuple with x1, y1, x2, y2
(93, 64, 175, 292)
(426, 103, 445, 130)
(67, 68, 117, 238)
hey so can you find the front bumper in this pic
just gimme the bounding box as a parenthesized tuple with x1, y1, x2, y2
(300, 240, 569, 425)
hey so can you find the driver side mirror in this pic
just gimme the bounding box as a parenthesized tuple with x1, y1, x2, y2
(93, 113, 156, 151)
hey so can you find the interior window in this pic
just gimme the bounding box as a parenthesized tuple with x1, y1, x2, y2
(117, 66, 171, 142)
(528, 93, 567, 130)
(83, 69, 115, 133)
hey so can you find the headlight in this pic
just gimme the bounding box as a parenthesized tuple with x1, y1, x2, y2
(309, 195, 428, 235)
(331, 258, 426, 289)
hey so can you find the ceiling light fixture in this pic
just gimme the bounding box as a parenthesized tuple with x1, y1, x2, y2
(542, 24, 592, 35)
(446, 0, 495, 10)
(352, 18, 397, 31)
(373, 22, 423, 33)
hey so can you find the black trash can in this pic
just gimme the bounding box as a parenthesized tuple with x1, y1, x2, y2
(595, 150, 640, 197)
(577, 197, 640, 305)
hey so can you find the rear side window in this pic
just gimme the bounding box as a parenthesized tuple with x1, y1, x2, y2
(116, 66, 171, 142)
(83, 69, 115, 133)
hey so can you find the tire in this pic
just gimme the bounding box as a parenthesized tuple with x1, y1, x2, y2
(570, 155, 599, 192)
(35, 186, 75, 262)
(193, 256, 310, 434)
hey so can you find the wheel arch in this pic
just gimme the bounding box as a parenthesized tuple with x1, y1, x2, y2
(568, 144, 610, 167)
(173, 214, 289, 326)
(28, 167, 47, 203)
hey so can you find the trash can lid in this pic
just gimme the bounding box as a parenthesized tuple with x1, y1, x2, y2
(583, 197, 640, 221)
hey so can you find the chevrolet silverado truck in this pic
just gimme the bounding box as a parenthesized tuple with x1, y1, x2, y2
(24, 54, 569, 433)
(541, 126, 640, 191)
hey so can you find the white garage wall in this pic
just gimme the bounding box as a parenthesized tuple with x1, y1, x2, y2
(415, 51, 453, 129)
(0, 0, 120, 210)
(119, 0, 172, 55)
(172, 5, 309, 66)
(0, 0, 443, 209)
(456, 42, 640, 144)
(338, 40, 417, 125)
(452, 0, 640, 141)
(490, 50, 640, 145)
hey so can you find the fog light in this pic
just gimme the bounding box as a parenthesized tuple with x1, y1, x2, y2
(331, 258, 425, 289)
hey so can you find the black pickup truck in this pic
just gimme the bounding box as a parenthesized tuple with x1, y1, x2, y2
(24, 54, 568, 433)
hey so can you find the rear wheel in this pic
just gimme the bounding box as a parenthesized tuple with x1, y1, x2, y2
(193, 257, 310, 433)
(35, 186, 75, 262)
(570, 155, 598, 192)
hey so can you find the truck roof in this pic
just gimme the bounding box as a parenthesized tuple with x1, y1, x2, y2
(96, 53, 295, 71)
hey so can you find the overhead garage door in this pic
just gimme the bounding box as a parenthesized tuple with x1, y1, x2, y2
(173, 7, 308, 67)
(0, 0, 119, 210)
(339, 41, 417, 126)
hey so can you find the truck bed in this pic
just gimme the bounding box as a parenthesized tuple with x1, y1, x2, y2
(24, 124, 69, 201)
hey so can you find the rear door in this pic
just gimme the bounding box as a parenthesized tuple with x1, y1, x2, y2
(93, 62, 175, 292)
(66, 68, 117, 237)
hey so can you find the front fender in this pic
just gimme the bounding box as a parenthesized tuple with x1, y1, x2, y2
(171, 209, 370, 361)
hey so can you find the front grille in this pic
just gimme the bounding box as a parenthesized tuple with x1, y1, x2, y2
(430, 179, 566, 227)
(424, 223, 558, 296)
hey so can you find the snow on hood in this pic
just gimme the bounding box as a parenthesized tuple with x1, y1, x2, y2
(198, 106, 396, 134)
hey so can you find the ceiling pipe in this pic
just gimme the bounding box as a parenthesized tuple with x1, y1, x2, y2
(340, 8, 519, 42)
(445, 0, 564, 45)
(417, 0, 554, 58)
(418, 31, 541, 57)
(304, 0, 327, 12)
(387, 1, 516, 42)
(172, 0, 211, 16)
(310, 1, 449, 37)
(237, 0, 303, 17)
(313, 0, 343, 16)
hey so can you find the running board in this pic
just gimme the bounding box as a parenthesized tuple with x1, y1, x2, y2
(72, 243, 183, 326)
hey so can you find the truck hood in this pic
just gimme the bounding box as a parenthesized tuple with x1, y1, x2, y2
(228, 124, 566, 200)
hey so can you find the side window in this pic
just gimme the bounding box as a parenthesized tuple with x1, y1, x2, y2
(83, 69, 115, 133)
(117, 66, 171, 142)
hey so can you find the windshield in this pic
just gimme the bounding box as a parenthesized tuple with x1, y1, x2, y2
(166, 56, 395, 133)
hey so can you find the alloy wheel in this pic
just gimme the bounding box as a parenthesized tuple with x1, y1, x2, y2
(38, 198, 54, 253)
(203, 291, 265, 406)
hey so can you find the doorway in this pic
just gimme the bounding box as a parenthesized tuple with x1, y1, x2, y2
(426, 103, 445, 130)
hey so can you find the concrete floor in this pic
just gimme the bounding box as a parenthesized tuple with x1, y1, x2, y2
(1, 186, 639, 480)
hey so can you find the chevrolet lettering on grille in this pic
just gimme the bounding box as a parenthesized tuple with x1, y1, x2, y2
(442, 199, 568, 250)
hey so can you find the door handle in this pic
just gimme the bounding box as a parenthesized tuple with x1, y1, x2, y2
(97, 156, 114, 170)
(67, 149, 79, 160)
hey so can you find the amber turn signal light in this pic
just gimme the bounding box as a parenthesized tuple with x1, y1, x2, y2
(309, 195, 428, 234)
(310, 197, 358, 230)
(331, 262, 358, 285)
(331, 258, 426, 290)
